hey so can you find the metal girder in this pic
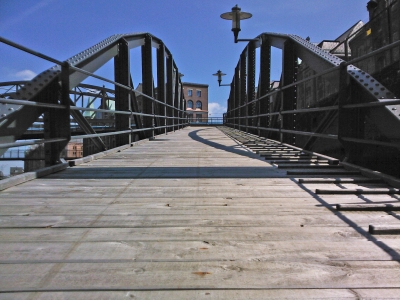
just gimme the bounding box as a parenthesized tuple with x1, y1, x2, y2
(247, 41, 256, 134)
(282, 39, 298, 144)
(114, 39, 131, 146)
(43, 64, 70, 166)
(234, 65, 240, 130)
(258, 36, 271, 138)
(141, 35, 154, 138)
(174, 68, 180, 131)
(157, 44, 166, 134)
(166, 55, 174, 133)
(240, 51, 247, 131)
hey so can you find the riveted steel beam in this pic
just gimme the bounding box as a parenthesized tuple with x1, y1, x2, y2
(282, 39, 298, 145)
(157, 43, 166, 134)
(166, 54, 174, 133)
(141, 35, 154, 138)
(43, 63, 71, 166)
(240, 51, 247, 131)
(258, 36, 271, 138)
(234, 64, 240, 130)
(174, 67, 180, 131)
(114, 39, 131, 146)
(247, 41, 256, 134)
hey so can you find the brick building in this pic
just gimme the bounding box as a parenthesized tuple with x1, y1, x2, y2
(182, 82, 209, 122)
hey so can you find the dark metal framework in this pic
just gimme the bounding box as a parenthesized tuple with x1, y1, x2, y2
(0, 33, 187, 166)
(224, 32, 400, 168)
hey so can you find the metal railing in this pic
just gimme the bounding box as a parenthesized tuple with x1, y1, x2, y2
(188, 117, 224, 125)
(0, 33, 188, 167)
(223, 27, 400, 175)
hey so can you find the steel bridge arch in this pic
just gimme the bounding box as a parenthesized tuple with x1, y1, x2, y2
(0, 33, 186, 165)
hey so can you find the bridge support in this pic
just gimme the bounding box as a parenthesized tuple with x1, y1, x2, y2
(157, 43, 166, 134)
(338, 63, 366, 163)
(258, 36, 271, 138)
(114, 39, 131, 146)
(166, 54, 174, 133)
(44, 63, 71, 166)
(281, 39, 298, 144)
(247, 41, 256, 134)
(174, 66, 180, 131)
(240, 51, 247, 132)
(234, 65, 240, 130)
(142, 35, 154, 139)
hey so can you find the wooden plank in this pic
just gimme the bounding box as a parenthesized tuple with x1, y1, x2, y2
(1, 126, 400, 295)
(3, 289, 400, 299)
(1, 212, 399, 228)
(1, 261, 400, 291)
(1, 240, 399, 262)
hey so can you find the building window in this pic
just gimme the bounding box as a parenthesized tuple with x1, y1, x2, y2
(188, 89, 193, 97)
(196, 90, 201, 97)
(196, 114, 202, 122)
(187, 100, 193, 109)
(196, 101, 202, 109)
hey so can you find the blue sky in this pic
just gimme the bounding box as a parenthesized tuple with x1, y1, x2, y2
(1, 0, 369, 118)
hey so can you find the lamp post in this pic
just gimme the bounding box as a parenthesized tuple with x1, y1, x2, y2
(220, 5, 254, 43)
(212, 70, 230, 86)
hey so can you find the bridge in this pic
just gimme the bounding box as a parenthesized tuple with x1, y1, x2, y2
(2, 5, 400, 297)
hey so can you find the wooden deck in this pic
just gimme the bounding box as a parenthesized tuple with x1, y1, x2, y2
(1, 126, 400, 299)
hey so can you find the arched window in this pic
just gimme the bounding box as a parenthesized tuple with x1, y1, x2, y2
(187, 100, 193, 109)
(196, 101, 202, 109)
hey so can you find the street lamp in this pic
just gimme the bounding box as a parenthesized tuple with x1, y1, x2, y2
(213, 70, 230, 86)
(220, 5, 254, 43)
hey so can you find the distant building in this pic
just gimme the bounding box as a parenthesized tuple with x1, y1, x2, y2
(182, 82, 209, 122)
(10, 167, 23, 176)
(64, 141, 83, 160)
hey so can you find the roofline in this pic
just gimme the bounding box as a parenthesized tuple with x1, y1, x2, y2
(182, 82, 209, 87)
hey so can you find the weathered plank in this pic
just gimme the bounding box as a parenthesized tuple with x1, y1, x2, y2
(1, 126, 400, 296)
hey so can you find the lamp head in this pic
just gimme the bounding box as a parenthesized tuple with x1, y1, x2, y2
(221, 5, 252, 42)
(213, 70, 227, 86)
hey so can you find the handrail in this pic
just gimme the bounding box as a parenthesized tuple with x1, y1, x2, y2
(0, 33, 187, 164)
(224, 31, 400, 153)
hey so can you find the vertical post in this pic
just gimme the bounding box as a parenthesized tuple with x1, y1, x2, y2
(234, 65, 240, 130)
(240, 51, 247, 132)
(180, 82, 184, 129)
(282, 39, 298, 145)
(247, 41, 256, 134)
(114, 39, 131, 146)
(141, 34, 154, 139)
(338, 62, 364, 163)
(166, 54, 174, 133)
(174, 67, 179, 131)
(338, 62, 349, 143)
(44, 63, 71, 166)
(157, 43, 166, 134)
(259, 36, 271, 138)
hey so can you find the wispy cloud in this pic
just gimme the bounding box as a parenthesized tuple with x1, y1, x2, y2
(14, 70, 37, 80)
(208, 102, 226, 117)
(0, 0, 55, 32)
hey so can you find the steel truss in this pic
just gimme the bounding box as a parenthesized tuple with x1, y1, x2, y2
(0, 33, 187, 166)
(224, 32, 400, 175)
